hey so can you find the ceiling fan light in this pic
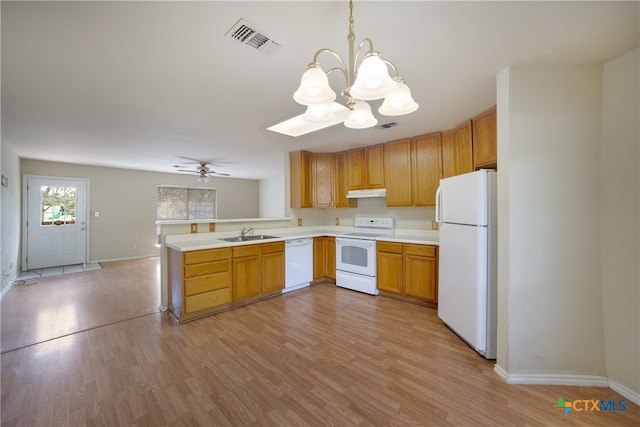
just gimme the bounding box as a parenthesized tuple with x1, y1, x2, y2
(350, 53, 396, 100)
(293, 65, 337, 105)
(303, 103, 336, 123)
(378, 80, 419, 116)
(344, 101, 378, 129)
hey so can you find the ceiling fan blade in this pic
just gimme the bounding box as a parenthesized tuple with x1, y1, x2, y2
(208, 172, 230, 177)
(176, 169, 198, 173)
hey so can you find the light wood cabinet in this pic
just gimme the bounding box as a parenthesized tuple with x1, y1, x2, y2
(412, 132, 442, 206)
(347, 148, 365, 190)
(313, 236, 335, 281)
(376, 241, 438, 304)
(232, 245, 261, 301)
(384, 139, 412, 206)
(472, 105, 497, 169)
(290, 150, 313, 209)
(168, 247, 232, 321)
(365, 144, 385, 189)
(262, 241, 285, 293)
(312, 153, 335, 207)
(404, 244, 437, 302)
(453, 120, 474, 176)
(376, 241, 404, 293)
(441, 129, 456, 179)
(334, 151, 357, 208)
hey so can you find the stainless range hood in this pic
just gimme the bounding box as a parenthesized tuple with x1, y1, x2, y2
(346, 188, 387, 199)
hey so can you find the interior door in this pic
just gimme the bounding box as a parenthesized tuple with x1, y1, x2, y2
(24, 176, 88, 270)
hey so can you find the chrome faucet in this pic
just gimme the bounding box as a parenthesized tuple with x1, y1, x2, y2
(240, 227, 254, 238)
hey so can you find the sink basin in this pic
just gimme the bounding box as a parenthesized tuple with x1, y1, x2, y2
(220, 235, 279, 242)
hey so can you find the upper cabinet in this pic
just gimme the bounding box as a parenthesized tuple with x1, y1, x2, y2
(334, 151, 357, 208)
(412, 132, 442, 206)
(290, 150, 313, 209)
(347, 148, 365, 190)
(472, 105, 497, 169)
(384, 139, 412, 206)
(312, 153, 335, 208)
(365, 144, 385, 189)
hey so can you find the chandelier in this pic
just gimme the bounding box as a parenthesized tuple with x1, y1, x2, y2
(293, 0, 418, 129)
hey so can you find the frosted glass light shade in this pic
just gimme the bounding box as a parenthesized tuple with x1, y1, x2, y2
(293, 66, 336, 105)
(344, 101, 378, 129)
(350, 54, 396, 100)
(302, 103, 336, 123)
(378, 80, 419, 116)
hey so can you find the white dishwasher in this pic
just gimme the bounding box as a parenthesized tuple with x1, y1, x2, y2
(284, 238, 313, 293)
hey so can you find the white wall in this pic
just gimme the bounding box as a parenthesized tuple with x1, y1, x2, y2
(259, 175, 285, 218)
(600, 48, 639, 396)
(496, 65, 607, 378)
(20, 159, 260, 263)
(0, 141, 21, 294)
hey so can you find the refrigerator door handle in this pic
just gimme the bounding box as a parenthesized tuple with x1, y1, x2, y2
(435, 186, 442, 223)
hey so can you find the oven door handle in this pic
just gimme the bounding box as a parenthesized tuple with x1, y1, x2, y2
(336, 237, 376, 246)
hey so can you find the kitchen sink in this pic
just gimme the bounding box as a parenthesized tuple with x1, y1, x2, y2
(220, 235, 279, 242)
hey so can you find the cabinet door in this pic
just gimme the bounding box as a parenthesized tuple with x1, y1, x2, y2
(347, 148, 365, 190)
(290, 150, 313, 209)
(313, 237, 325, 280)
(262, 250, 284, 293)
(313, 153, 335, 207)
(441, 129, 456, 179)
(233, 246, 262, 301)
(404, 245, 437, 302)
(384, 139, 412, 206)
(472, 105, 497, 169)
(365, 144, 385, 189)
(412, 133, 442, 206)
(334, 151, 356, 208)
(325, 237, 336, 280)
(376, 242, 404, 294)
(454, 120, 474, 175)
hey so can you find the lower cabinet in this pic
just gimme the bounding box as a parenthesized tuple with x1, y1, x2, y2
(169, 241, 285, 322)
(376, 241, 438, 304)
(169, 247, 232, 321)
(313, 236, 336, 282)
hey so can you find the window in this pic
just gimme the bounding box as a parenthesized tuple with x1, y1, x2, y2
(40, 185, 77, 226)
(156, 186, 217, 220)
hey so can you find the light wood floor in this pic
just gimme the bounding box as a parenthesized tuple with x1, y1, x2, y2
(1, 258, 638, 426)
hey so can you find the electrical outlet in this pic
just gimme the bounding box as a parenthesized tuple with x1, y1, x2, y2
(190, 223, 198, 233)
(432, 220, 439, 230)
(335, 218, 340, 225)
(297, 218, 302, 226)
(209, 223, 216, 232)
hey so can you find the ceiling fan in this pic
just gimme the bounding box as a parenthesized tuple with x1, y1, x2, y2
(174, 157, 231, 181)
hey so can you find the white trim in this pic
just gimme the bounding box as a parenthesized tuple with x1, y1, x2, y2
(609, 379, 640, 406)
(0, 276, 15, 299)
(493, 365, 640, 405)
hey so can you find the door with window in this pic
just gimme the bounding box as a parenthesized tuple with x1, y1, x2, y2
(24, 176, 89, 270)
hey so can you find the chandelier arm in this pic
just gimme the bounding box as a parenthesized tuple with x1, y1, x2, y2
(353, 38, 375, 68)
(382, 59, 401, 79)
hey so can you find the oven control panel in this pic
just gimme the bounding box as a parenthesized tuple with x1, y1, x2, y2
(354, 217, 394, 229)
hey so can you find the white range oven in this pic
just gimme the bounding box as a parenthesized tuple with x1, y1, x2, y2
(335, 217, 395, 295)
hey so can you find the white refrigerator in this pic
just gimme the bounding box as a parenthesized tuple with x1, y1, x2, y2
(436, 169, 497, 359)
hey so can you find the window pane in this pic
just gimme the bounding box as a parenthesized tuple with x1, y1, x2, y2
(157, 186, 216, 220)
(40, 185, 77, 226)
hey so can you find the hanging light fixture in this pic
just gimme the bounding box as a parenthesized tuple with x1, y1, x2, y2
(293, 0, 418, 130)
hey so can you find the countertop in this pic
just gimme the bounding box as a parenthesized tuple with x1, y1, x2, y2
(165, 225, 439, 252)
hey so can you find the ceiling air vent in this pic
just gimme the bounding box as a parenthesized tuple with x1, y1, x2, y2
(225, 19, 282, 55)
(379, 122, 399, 129)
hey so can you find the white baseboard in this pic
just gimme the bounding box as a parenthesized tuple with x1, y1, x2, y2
(494, 365, 640, 405)
(0, 276, 15, 299)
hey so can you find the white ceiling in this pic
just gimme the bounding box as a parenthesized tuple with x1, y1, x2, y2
(2, 1, 638, 180)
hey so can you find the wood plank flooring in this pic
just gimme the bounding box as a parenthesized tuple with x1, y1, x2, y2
(1, 258, 638, 426)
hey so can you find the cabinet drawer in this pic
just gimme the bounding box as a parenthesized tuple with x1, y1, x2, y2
(184, 271, 231, 296)
(405, 244, 436, 258)
(233, 244, 261, 258)
(184, 247, 231, 265)
(377, 241, 403, 254)
(184, 288, 231, 314)
(262, 241, 284, 254)
(184, 259, 230, 278)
